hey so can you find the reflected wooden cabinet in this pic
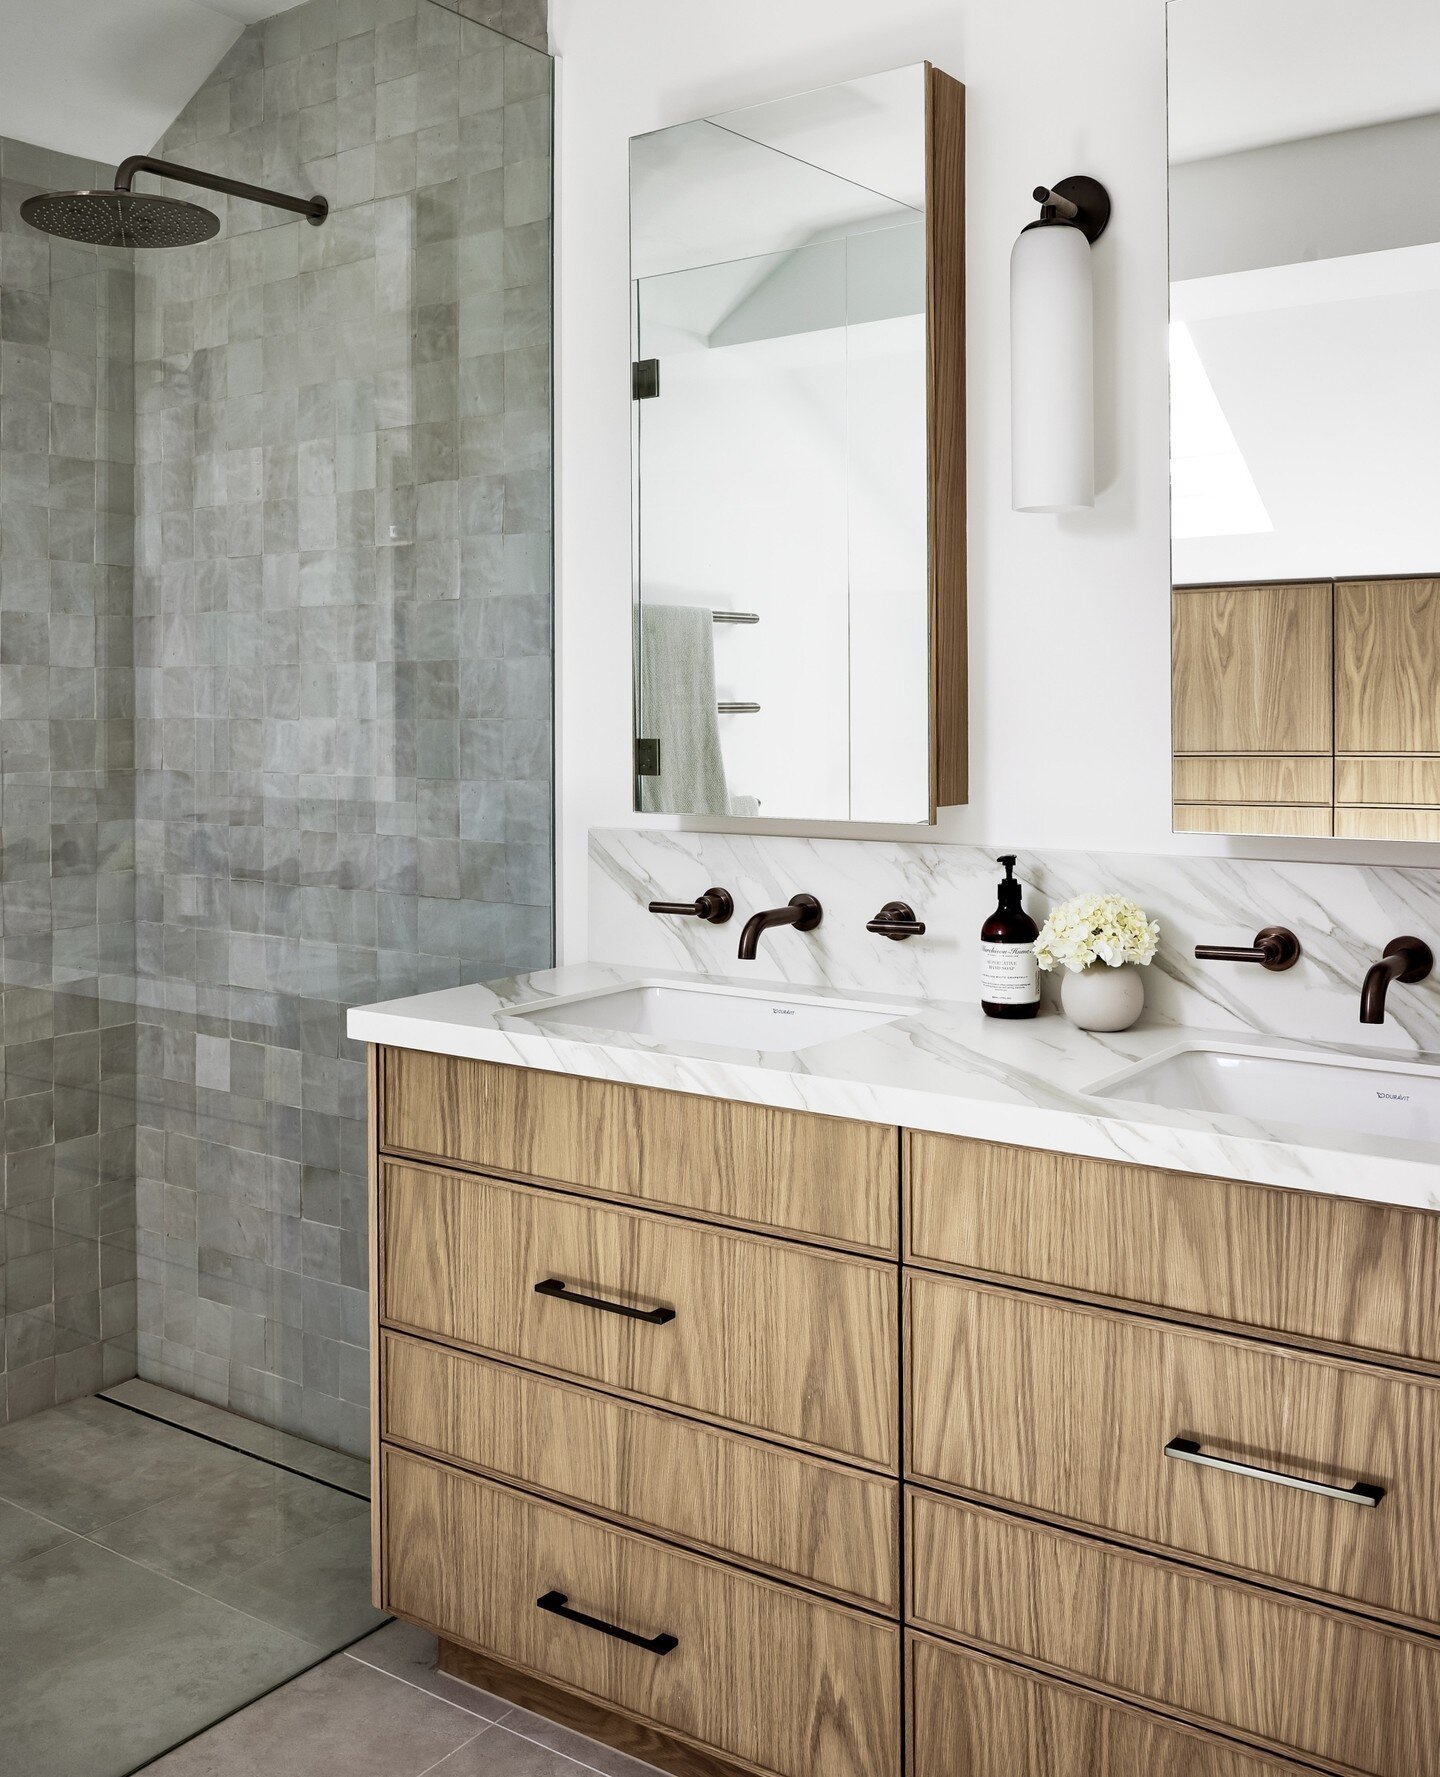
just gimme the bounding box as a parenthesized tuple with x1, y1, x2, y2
(1174, 575, 1440, 840)
(1335, 578, 1440, 839)
(1171, 581, 1334, 836)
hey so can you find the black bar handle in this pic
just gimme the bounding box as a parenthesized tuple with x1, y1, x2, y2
(537, 1589, 678, 1655)
(534, 1277, 676, 1325)
(866, 900, 927, 941)
(647, 887, 734, 925)
(1194, 926, 1301, 972)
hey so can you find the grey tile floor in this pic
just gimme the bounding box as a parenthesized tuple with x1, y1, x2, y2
(140, 1621, 666, 1777)
(0, 1385, 385, 1777)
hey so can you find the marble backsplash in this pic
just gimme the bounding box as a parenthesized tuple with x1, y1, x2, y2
(588, 827, 1440, 1057)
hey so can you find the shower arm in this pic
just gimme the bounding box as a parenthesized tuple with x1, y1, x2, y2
(114, 155, 328, 225)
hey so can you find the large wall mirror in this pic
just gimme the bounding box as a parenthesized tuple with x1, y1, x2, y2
(629, 65, 966, 825)
(1169, 0, 1440, 840)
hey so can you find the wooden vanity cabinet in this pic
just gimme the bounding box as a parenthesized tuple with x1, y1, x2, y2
(1171, 580, 1334, 836)
(380, 1046, 898, 1254)
(905, 1131, 1440, 1368)
(909, 1639, 1324, 1777)
(370, 1048, 902, 1777)
(371, 1055, 1440, 1777)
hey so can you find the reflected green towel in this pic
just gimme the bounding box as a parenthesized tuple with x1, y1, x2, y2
(638, 603, 737, 815)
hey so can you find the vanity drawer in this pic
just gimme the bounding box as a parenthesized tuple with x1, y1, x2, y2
(905, 1132, 1440, 1368)
(1336, 755, 1440, 807)
(380, 1162, 898, 1468)
(380, 1332, 899, 1611)
(1172, 755, 1332, 806)
(378, 1048, 898, 1254)
(382, 1447, 900, 1777)
(1171, 804, 1333, 836)
(909, 1637, 1319, 1777)
(908, 1490, 1440, 1777)
(1336, 806, 1440, 841)
(907, 1275, 1440, 1630)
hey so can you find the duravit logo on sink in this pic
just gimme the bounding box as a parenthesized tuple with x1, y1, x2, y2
(771, 1006, 795, 1016)
(1378, 1090, 1411, 1102)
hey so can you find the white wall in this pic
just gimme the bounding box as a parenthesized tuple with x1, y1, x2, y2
(0, 0, 277, 166)
(547, 0, 1440, 963)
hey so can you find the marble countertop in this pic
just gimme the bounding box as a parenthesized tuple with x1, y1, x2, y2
(348, 963, 1440, 1214)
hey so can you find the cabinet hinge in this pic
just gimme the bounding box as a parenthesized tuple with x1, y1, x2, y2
(632, 359, 661, 400)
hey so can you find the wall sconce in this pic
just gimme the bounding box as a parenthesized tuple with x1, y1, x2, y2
(1010, 175, 1112, 513)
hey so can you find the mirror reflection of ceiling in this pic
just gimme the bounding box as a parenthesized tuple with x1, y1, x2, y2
(630, 64, 925, 281)
(1169, 0, 1440, 581)
(0, 0, 309, 165)
(1167, 0, 1440, 161)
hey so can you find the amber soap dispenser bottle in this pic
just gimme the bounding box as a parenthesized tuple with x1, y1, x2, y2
(981, 854, 1040, 1019)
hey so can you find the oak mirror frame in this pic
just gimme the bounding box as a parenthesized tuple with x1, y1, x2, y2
(628, 63, 967, 826)
(1168, 0, 1440, 842)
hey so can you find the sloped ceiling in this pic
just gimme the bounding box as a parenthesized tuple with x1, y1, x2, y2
(1169, 0, 1440, 163)
(0, 0, 309, 168)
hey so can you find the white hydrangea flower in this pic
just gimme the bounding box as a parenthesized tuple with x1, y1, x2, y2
(1033, 893, 1160, 973)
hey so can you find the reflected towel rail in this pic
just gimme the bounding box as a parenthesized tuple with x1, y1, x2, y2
(718, 702, 760, 714)
(712, 612, 759, 624)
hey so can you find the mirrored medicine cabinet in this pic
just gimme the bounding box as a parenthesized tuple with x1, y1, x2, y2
(1170, 0, 1440, 841)
(628, 63, 967, 825)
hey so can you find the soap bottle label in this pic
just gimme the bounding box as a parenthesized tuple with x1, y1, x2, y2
(981, 942, 1039, 1005)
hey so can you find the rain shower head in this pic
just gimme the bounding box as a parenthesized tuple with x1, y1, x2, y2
(21, 154, 327, 250)
(21, 189, 221, 248)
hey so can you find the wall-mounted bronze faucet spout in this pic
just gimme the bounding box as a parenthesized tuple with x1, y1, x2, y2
(1360, 936, 1433, 1025)
(737, 895, 822, 961)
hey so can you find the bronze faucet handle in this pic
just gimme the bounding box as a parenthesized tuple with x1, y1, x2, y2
(867, 901, 926, 941)
(1194, 926, 1301, 972)
(647, 888, 734, 925)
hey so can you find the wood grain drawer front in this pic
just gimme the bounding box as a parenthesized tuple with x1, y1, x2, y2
(1171, 803, 1334, 837)
(1336, 755, 1440, 808)
(909, 1491, 1440, 1777)
(1172, 755, 1332, 807)
(1172, 582, 1333, 756)
(379, 1049, 898, 1254)
(910, 1637, 1319, 1777)
(1336, 806, 1440, 841)
(907, 1277, 1440, 1630)
(382, 1448, 900, 1777)
(380, 1332, 899, 1611)
(906, 1133, 1440, 1368)
(380, 1163, 898, 1469)
(1336, 578, 1440, 755)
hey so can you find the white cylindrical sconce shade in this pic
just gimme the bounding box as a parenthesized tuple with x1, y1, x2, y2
(1010, 222, 1096, 512)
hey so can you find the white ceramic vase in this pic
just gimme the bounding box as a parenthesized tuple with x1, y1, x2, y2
(1060, 962, 1145, 1032)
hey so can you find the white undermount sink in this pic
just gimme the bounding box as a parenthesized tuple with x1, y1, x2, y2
(1091, 1040, 1440, 1146)
(503, 979, 912, 1054)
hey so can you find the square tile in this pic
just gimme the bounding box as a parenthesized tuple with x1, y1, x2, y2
(141, 1651, 491, 1776)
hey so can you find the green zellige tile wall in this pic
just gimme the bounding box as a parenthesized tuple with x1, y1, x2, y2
(129, 0, 553, 1455)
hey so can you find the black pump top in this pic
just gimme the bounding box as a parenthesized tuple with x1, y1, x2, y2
(995, 854, 1023, 910)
